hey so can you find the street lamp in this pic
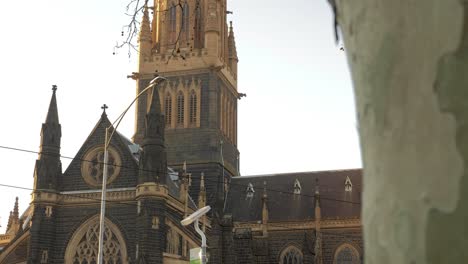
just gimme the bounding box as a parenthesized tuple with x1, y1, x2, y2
(97, 76, 167, 264)
(181, 205, 211, 264)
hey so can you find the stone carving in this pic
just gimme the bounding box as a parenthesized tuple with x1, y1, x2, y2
(81, 146, 121, 187)
(71, 221, 123, 264)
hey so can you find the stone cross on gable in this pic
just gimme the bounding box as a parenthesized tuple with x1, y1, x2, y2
(101, 104, 108, 113)
(52, 85, 57, 92)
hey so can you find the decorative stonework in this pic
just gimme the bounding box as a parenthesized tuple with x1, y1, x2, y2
(279, 245, 303, 264)
(60, 189, 135, 205)
(136, 182, 169, 198)
(81, 146, 122, 187)
(333, 243, 361, 264)
(45, 206, 53, 217)
(64, 215, 128, 264)
(233, 218, 361, 232)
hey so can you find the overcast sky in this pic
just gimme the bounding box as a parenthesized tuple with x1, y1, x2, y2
(0, 0, 360, 232)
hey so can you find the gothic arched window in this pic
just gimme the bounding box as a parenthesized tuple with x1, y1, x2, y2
(165, 93, 172, 126)
(168, 3, 177, 44)
(334, 244, 360, 264)
(64, 216, 128, 264)
(177, 91, 185, 125)
(189, 90, 197, 124)
(279, 246, 303, 264)
(181, 2, 190, 39)
(194, 4, 203, 48)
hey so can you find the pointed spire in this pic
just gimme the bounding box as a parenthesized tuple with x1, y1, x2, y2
(229, 21, 235, 38)
(227, 21, 238, 80)
(144, 86, 164, 140)
(139, 4, 152, 44)
(36, 87, 62, 190)
(315, 178, 321, 209)
(198, 172, 207, 232)
(314, 178, 323, 264)
(138, 81, 167, 185)
(200, 172, 206, 191)
(13, 197, 19, 219)
(6, 197, 20, 236)
(148, 86, 162, 116)
(138, 3, 153, 62)
(179, 169, 190, 217)
(6, 211, 12, 231)
(45, 85, 59, 125)
(262, 181, 269, 237)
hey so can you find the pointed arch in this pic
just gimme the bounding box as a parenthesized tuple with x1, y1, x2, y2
(168, 2, 177, 44)
(177, 91, 185, 125)
(279, 245, 303, 264)
(181, 2, 190, 40)
(333, 243, 360, 264)
(64, 215, 128, 264)
(165, 92, 173, 127)
(189, 89, 197, 125)
(194, 2, 204, 48)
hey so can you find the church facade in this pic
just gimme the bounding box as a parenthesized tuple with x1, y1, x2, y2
(0, 0, 363, 263)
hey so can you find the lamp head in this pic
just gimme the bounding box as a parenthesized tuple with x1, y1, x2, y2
(149, 76, 167, 87)
(181, 205, 211, 226)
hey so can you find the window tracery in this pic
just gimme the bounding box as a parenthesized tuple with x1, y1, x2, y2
(165, 93, 172, 126)
(279, 246, 303, 264)
(177, 91, 185, 125)
(293, 179, 302, 195)
(168, 3, 177, 44)
(334, 244, 360, 264)
(194, 4, 203, 48)
(344, 176, 353, 192)
(65, 217, 127, 264)
(246, 183, 255, 199)
(166, 228, 185, 256)
(181, 3, 190, 41)
(189, 90, 197, 124)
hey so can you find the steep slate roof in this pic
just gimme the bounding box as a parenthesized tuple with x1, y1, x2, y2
(225, 169, 362, 222)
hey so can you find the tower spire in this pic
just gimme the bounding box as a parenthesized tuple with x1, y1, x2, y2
(138, 3, 153, 62)
(45, 85, 59, 125)
(138, 86, 167, 184)
(35, 86, 62, 190)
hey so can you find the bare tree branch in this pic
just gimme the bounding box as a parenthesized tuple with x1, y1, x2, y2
(114, 0, 201, 60)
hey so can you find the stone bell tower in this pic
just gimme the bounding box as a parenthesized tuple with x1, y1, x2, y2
(133, 0, 240, 208)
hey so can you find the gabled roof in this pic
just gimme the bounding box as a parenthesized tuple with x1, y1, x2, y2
(61, 113, 139, 191)
(225, 169, 362, 222)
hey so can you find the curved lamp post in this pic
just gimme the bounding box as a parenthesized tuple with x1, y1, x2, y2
(181, 205, 211, 264)
(97, 76, 167, 264)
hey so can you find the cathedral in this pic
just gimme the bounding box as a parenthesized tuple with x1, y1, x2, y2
(0, 0, 363, 263)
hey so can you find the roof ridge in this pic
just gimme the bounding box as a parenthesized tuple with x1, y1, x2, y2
(234, 168, 362, 179)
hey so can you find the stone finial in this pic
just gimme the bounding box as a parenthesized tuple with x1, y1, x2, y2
(138, 4, 152, 44)
(13, 197, 19, 219)
(6, 197, 20, 236)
